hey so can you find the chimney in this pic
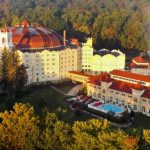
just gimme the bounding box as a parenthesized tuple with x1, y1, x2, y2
(63, 30, 66, 47)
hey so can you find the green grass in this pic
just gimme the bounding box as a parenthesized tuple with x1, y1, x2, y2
(1, 86, 150, 128)
(17, 87, 92, 123)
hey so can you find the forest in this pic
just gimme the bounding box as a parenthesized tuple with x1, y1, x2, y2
(0, 103, 149, 150)
(0, 0, 150, 51)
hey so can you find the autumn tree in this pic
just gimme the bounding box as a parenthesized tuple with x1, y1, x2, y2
(0, 103, 147, 150)
(0, 103, 39, 150)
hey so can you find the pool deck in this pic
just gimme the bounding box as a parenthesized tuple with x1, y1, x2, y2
(70, 104, 132, 128)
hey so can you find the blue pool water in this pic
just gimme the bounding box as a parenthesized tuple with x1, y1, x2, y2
(98, 104, 124, 113)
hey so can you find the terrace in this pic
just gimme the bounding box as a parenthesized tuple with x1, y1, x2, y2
(67, 95, 130, 124)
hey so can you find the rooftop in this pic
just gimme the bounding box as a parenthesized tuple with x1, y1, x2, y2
(111, 70, 150, 83)
(88, 73, 150, 99)
(97, 49, 123, 57)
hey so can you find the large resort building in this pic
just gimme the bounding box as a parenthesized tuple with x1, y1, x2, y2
(87, 70, 150, 117)
(67, 69, 150, 117)
(0, 20, 150, 117)
(82, 38, 125, 74)
(0, 20, 125, 84)
(0, 20, 81, 84)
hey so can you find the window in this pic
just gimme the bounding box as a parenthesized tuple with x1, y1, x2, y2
(8, 38, 11, 43)
(93, 92, 96, 97)
(143, 99, 146, 102)
(2, 37, 6, 44)
(98, 94, 101, 98)
(133, 105, 137, 110)
(142, 107, 145, 112)
(102, 96, 105, 100)
(134, 98, 137, 103)
(110, 97, 113, 102)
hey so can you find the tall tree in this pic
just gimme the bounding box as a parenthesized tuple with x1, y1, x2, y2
(1, 48, 28, 99)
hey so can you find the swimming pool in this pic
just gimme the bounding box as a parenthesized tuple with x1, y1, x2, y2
(98, 104, 124, 114)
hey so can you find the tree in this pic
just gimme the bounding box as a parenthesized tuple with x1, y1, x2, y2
(15, 64, 28, 97)
(0, 103, 39, 150)
(1, 47, 10, 92)
(1, 48, 28, 100)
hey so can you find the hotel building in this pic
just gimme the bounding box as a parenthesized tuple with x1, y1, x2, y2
(130, 56, 150, 76)
(87, 70, 150, 117)
(0, 20, 81, 84)
(82, 38, 125, 74)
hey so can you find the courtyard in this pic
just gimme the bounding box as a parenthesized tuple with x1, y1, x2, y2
(17, 85, 92, 124)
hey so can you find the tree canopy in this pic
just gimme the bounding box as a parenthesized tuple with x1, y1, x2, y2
(0, 103, 149, 150)
(0, 0, 149, 51)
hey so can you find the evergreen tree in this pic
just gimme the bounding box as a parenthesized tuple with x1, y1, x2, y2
(1, 48, 28, 99)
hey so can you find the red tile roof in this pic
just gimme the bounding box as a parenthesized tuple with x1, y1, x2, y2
(130, 62, 149, 68)
(111, 70, 150, 82)
(10, 20, 64, 50)
(88, 73, 150, 99)
(133, 56, 149, 64)
(70, 38, 79, 46)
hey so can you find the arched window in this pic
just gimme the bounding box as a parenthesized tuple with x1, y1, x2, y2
(142, 106, 145, 112)
(2, 37, 6, 44)
(98, 93, 101, 98)
(110, 97, 113, 102)
(8, 38, 11, 43)
(93, 92, 96, 97)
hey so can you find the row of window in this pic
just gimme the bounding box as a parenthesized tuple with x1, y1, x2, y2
(112, 75, 146, 85)
(90, 91, 150, 114)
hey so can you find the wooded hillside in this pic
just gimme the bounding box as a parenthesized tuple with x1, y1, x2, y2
(0, 0, 149, 51)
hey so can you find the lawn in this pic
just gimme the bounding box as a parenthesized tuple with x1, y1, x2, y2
(0, 86, 150, 128)
(17, 87, 92, 124)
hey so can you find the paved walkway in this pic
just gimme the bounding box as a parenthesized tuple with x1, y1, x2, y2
(51, 86, 66, 95)
(66, 84, 83, 96)
(51, 84, 83, 96)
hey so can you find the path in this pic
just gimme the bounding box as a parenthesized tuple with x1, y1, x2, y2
(66, 84, 83, 96)
(51, 84, 83, 96)
(51, 86, 66, 95)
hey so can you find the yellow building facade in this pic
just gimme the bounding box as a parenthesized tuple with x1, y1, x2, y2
(67, 71, 92, 85)
(87, 71, 150, 117)
(17, 47, 82, 83)
(82, 39, 125, 74)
